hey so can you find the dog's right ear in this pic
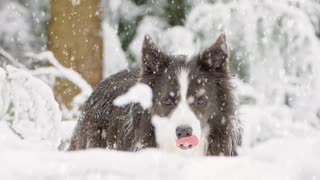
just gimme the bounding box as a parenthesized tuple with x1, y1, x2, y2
(141, 34, 171, 75)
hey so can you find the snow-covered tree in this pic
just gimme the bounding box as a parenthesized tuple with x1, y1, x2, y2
(0, 0, 49, 67)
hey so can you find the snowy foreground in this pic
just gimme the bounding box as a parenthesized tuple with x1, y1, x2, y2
(0, 66, 320, 180)
(0, 121, 319, 180)
(1, 62, 320, 180)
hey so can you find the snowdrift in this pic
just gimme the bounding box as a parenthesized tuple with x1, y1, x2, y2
(1, 133, 319, 180)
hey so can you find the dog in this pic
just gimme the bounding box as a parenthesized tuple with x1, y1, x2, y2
(68, 33, 242, 156)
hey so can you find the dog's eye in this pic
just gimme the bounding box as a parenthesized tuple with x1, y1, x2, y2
(196, 97, 207, 106)
(163, 98, 174, 107)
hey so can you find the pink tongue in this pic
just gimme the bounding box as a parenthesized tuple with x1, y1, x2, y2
(176, 135, 199, 149)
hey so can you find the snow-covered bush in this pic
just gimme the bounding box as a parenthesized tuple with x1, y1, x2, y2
(103, 22, 128, 78)
(0, 49, 92, 149)
(128, 16, 168, 63)
(0, 2, 33, 59)
(158, 26, 197, 56)
(0, 0, 49, 64)
(0, 66, 61, 147)
(28, 51, 93, 121)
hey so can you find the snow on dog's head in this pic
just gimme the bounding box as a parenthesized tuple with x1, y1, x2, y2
(113, 83, 153, 110)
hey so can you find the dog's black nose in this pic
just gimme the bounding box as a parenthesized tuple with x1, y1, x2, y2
(176, 126, 193, 139)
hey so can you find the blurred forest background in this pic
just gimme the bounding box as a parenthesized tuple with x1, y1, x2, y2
(1, 0, 320, 149)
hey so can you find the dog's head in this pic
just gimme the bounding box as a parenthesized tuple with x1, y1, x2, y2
(139, 34, 234, 156)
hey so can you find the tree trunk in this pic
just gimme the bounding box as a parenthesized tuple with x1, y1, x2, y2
(48, 0, 103, 108)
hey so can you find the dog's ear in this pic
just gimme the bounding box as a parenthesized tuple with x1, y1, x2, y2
(141, 34, 171, 75)
(198, 33, 229, 73)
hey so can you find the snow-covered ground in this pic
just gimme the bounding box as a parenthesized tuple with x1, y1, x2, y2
(1, 119, 319, 180)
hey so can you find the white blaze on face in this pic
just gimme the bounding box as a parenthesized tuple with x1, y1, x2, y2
(152, 68, 207, 156)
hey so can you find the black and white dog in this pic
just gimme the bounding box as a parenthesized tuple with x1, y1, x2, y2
(68, 33, 242, 156)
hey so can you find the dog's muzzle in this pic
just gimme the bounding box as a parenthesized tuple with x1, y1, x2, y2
(175, 126, 199, 149)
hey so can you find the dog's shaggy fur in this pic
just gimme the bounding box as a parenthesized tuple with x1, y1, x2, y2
(68, 34, 242, 156)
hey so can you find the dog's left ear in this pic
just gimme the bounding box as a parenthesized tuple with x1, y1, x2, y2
(141, 34, 171, 76)
(198, 33, 229, 72)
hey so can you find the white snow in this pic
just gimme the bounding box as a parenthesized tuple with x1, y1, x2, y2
(0, 0, 49, 61)
(158, 26, 197, 56)
(103, 22, 128, 78)
(27, 51, 93, 118)
(0, 1, 33, 55)
(71, 0, 81, 6)
(113, 83, 153, 109)
(28, 51, 93, 99)
(128, 16, 168, 64)
(0, 67, 10, 119)
(0, 129, 319, 180)
(0, 66, 61, 147)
